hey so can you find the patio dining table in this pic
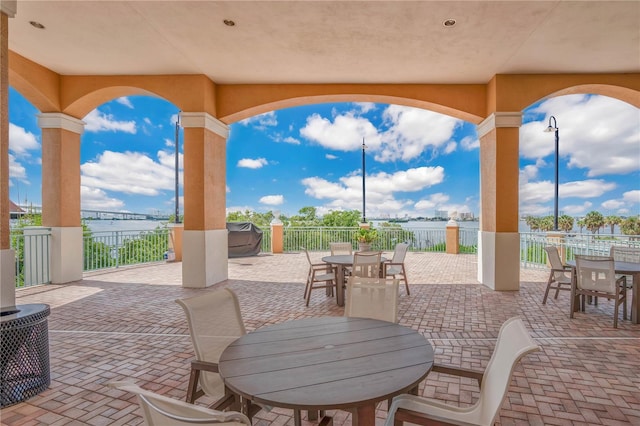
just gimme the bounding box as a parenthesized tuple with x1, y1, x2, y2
(218, 316, 433, 426)
(567, 259, 640, 324)
(321, 254, 387, 306)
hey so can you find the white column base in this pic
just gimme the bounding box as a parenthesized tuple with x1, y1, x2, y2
(478, 231, 520, 291)
(50, 227, 83, 284)
(182, 230, 228, 288)
(0, 249, 16, 308)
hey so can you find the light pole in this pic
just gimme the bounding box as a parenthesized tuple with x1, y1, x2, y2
(361, 138, 367, 223)
(544, 116, 559, 231)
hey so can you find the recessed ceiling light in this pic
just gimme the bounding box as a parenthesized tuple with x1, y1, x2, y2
(443, 19, 456, 27)
(223, 19, 235, 27)
(29, 21, 45, 29)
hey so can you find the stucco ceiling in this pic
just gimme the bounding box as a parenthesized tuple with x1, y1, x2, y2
(7, 1, 640, 84)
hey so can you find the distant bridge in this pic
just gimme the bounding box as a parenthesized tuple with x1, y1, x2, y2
(15, 205, 171, 221)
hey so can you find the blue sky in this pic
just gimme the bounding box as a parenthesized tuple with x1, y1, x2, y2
(8, 88, 640, 219)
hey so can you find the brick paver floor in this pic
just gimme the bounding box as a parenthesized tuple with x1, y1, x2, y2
(1, 252, 639, 425)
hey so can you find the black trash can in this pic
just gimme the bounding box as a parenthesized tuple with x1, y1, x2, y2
(1, 304, 51, 407)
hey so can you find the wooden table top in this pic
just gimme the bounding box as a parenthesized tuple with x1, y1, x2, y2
(218, 317, 433, 411)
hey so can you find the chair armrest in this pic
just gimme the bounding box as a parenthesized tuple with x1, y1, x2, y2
(432, 364, 483, 384)
(191, 359, 219, 373)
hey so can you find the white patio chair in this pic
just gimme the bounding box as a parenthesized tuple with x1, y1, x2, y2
(386, 317, 539, 426)
(542, 246, 572, 304)
(352, 251, 382, 278)
(345, 276, 399, 323)
(572, 255, 627, 328)
(329, 242, 353, 256)
(302, 246, 338, 306)
(175, 289, 246, 412)
(383, 242, 410, 295)
(109, 381, 250, 426)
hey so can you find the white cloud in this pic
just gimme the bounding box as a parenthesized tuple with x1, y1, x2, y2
(81, 186, 125, 210)
(601, 199, 625, 210)
(269, 133, 301, 144)
(325, 154, 338, 160)
(8, 153, 27, 183)
(520, 95, 640, 176)
(301, 166, 445, 217)
(143, 117, 152, 125)
(239, 111, 278, 130)
(520, 179, 616, 205)
(460, 135, 479, 151)
(9, 123, 40, 156)
(116, 97, 134, 108)
(237, 158, 268, 169)
(414, 193, 450, 211)
(353, 102, 377, 114)
(260, 195, 284, 205)
(300, 112, 379, 151)
(623, 190, 640, 204)
(443, 141, 457, 154)
(84, 109, 137, 133)
(562, 202, 593, 216)
(81, 150, 181, 196)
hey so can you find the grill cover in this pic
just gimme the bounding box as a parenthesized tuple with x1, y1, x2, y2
(227, 222, 263, 258)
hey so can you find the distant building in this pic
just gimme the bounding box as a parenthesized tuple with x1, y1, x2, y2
(9, 200, 25, 219)
(434, 210, 448, 219)
(458, 212, 475, 220)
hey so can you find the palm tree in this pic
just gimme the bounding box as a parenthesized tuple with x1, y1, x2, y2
(539, 216, 554, 232)
(584, 211, 605, 235)
(558, 215, 574, 233)
(620, 216, 640, 236)
(577, 218, 586, 234)
(604, 215, 622, 234)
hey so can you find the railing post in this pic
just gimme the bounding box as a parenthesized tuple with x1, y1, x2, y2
(446, 219, 459, 254)
(271, 217, 283, 254)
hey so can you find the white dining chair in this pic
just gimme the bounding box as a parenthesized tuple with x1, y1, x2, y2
(345, 276, 399, 323)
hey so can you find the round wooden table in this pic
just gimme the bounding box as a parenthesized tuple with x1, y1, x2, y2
(218, 317, 433, 426)
(322, 255, 388, 306)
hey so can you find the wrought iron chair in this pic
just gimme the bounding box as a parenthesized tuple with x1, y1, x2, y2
(344, 276, 399, 323)
(542, 246, 572, 304)
(385, 317, 539, 426)
(572, 255, 627, 328)
(109, 381, 251, 426)
(383, 242, 411, 295)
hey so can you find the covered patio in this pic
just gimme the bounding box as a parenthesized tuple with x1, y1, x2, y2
(2, 253, 639, 425)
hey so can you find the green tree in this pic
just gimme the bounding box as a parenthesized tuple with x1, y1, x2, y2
(604, 215, 622, 234)
(288, 206, 321, 226)
(577, 217, 586, 233)
(524, 215, 540, 231)
(539, 216, 554, 232)
(321, 210, 361, 227)
(584, 211, 605, 234)
(620, 216, 640, 236)
(558, 215, 574, 233)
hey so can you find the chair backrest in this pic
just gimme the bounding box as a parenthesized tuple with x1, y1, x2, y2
(176, 289, 246, 397)
(544, 246, 567, 280)
(352, 251, 382, 277)
(330, 242, 353, 256)
(474, 317, 539, 425)
(391, 242, 410, 264)
(610, 246, 640, 263)
(344, 276, 399, 323)
(110, 381, 250, 426)
(575, 255, 617, 294)
(301, 246, 313, 265)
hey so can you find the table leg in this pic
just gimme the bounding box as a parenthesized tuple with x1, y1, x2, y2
(353, 404, 375, 426)
(632, 273, 639, 324)
(336, 265, 345, 307)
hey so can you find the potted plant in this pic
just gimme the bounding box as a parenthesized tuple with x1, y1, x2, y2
(355, 227, 378, 252)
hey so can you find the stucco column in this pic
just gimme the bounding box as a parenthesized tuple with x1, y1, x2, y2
(180, 112, 229, 288)
(1, 2, 16, 308)
(38, 113, 84, 284)
(476, 112, 522, 291)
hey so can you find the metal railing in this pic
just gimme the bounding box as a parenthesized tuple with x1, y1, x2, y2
(10, 228, 51, 288)
(83, 228, 170, 271)
(520, 232, 640, 268)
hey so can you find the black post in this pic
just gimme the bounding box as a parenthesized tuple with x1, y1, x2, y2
(361, 138, 366, 223)
(175, 116, 180, 224)
(554, 125, 559, 231)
